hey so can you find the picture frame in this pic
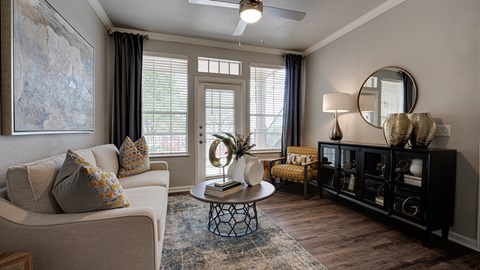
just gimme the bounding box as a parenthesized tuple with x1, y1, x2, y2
(1, 0, 94, 135)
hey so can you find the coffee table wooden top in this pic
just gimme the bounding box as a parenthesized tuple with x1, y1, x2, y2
(190, 180, 275, 204)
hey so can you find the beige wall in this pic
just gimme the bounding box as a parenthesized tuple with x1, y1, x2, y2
(304, 0, 480, 241)
(0, 0, 109, 187)
(142, 40, 283, 189)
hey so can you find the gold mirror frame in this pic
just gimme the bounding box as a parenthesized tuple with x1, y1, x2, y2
(357, 66, 417, 128)
(209, 139, 233, 168)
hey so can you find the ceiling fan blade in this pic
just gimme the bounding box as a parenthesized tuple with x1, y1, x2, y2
(232, 19, 248, 36)
(188, 0, 237, 9)
(263, 6, 306, 21)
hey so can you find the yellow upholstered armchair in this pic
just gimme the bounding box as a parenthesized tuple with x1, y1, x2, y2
(269, 146, 319, 199)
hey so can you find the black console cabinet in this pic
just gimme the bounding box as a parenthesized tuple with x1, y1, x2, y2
(318, 141, 456, 245)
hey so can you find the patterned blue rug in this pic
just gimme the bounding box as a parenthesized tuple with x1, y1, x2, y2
(161, 195, 327, 270)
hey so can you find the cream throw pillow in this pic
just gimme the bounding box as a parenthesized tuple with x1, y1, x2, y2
(286, 153, 314, 166)
(118, 136, 150, 178)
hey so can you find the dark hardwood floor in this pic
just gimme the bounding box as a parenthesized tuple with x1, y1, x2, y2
(256, 186, 480, 270)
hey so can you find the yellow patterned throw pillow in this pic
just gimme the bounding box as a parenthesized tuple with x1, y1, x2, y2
(52, 150, 131, 213)
(118, 136, 150, 178)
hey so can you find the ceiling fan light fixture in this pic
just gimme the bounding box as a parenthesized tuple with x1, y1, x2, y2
(240, 0, 262, 23)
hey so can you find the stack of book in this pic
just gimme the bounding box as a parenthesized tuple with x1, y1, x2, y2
(404, 174, 422, 187)
(204, 181, 243, 198)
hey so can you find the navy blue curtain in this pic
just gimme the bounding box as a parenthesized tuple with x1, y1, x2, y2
(403, 72, 414, 112)
(112, 32, 144, 148)
(281, 54, 303, 157)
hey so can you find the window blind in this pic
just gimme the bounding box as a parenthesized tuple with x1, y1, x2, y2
(380, 79, 404, 124)
(204, 88, 235, 177)
(142, 55, 188, 155)
(250, 66, 286, 151)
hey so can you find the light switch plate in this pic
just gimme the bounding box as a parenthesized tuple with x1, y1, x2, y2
(435, 124, 450, 137)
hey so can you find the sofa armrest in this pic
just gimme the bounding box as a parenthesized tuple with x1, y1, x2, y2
(150, 161, 168, 171)
(0, 198, 159, 270)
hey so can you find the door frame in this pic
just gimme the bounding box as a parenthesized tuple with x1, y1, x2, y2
(194, 76, 247, 184)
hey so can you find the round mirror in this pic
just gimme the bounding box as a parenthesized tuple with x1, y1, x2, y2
(357, 67, 417, 128)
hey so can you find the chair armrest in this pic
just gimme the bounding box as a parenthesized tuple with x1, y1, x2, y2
(269, 157, 286, 166)
(150, 161, 168, 170)
(0, 199, 158, 270)
(302, 160, 317, 168)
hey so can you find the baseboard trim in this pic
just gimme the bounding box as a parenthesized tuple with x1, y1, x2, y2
(169, 186, 192, 194)
(433, 230, 479, 251)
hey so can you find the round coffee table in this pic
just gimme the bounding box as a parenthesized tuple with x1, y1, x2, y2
(190, 180, 275, 237)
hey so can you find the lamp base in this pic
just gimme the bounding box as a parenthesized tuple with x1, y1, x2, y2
(329, 111, 343, 141)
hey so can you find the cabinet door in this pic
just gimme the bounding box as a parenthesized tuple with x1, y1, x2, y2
(319, 144, 338, 192)
(391, 151, 427, 224)
(360, 148, 390, 210)
(339, 146, 358, 197)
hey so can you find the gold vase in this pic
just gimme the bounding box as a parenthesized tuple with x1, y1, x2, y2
(408, 113, 436, 148)
(383, 113, 412, 148)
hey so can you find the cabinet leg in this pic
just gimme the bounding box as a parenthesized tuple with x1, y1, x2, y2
(422, 230, 431, 246)
(441, 227, 449, 241)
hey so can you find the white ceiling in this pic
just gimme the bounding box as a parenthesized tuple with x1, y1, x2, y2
(96, 0, 389, 51)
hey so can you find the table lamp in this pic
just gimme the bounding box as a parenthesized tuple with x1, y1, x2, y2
(323, 93, 350, 141)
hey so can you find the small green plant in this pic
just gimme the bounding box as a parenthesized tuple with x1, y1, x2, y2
(213, 132, 256, 160)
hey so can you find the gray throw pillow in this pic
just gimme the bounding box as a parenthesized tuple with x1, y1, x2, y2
(52, 150, 130, 213)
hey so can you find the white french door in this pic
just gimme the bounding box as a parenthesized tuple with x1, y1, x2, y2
(195, 79, 246, 183)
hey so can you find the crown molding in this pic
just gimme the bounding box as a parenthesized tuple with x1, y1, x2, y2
(303, 0, 406, 56)
(114, 27, 301, 56)
(88, 0, 114, 31)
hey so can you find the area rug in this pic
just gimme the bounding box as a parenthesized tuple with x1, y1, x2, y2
(161, 195, 327, 270)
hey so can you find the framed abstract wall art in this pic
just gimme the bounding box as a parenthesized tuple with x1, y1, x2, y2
(1, 0, 94, 135)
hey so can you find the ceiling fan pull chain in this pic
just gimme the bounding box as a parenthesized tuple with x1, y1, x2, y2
(260, 16, 264, 45)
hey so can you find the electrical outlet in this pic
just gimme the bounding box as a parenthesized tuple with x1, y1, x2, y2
(435, 124, 450, 137)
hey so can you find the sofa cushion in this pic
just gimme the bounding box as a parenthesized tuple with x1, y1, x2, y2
(90, 144, 120, 175)
(6, 150, 96, 214)
(124, 186, 167, 240)
(119, 170, 170, 190)
(118, 136, 150, 178)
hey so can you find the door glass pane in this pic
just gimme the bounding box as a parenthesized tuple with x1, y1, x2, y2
(364, 178, 385, 207)
(339, 171, 355, 195)
(322, 147, 336, 165)
(341, 149, 356, 170)
(205, 88, 235, 178)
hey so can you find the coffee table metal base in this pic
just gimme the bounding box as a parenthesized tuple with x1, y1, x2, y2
(208, 202, 258, 237)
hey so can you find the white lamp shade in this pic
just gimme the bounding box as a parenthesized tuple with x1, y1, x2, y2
(359, 94, 375, 112)
(323, 92, 351, 113)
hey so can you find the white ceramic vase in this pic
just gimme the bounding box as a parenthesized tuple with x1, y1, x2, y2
(227, 156, 247, 183)
(409, 158, 423, 177)
(244, 158, 263, 186)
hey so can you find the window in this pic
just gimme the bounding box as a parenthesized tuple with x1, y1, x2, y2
(250, 66, 286, 151)
(380, 79, 404, 124)
(198, 57, 241, 75)
(142, 54, 188, 155)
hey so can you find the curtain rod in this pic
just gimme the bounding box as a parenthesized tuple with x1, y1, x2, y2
(282, 52, 304, 58)
(108, 30, 149, 40)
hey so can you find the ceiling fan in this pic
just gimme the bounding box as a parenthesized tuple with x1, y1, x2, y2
(188, 0, 306, 36)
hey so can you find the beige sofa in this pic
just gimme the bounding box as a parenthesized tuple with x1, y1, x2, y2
(0, 144, 169, 270)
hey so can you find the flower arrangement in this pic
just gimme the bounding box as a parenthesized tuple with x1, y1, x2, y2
(213, 132, 256, 160)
